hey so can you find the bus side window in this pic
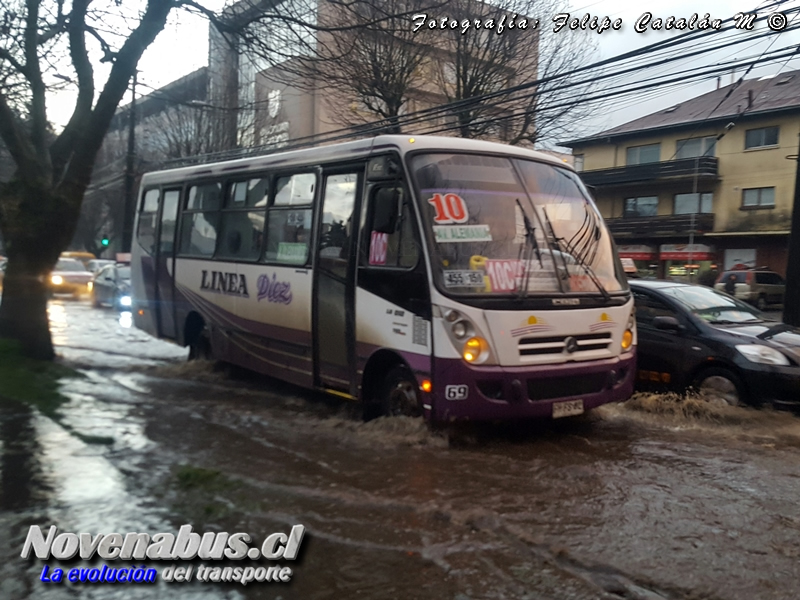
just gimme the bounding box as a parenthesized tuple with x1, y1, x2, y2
(179, 182, 222, 257)
(265, 173, 316, 265)
(364, 186, 419, 269)
(137, 189, 160, 254)
(216, 178, 268, 262)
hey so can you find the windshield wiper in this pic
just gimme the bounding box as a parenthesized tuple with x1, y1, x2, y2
(515, 199, 543, 299)
(542, 207, 610, 302)
(707, 319, 762, 325)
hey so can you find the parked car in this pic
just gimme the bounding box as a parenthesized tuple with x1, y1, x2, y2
(631, 279, 800, 408)
(713, 268, 785, 311)
(60, 251, 96, 269)
(50, 258, 94, 297)
(87, 259, 115, 274)
(91, 264, 132, 310)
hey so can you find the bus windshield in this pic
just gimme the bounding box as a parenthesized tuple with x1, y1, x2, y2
(410, 153, 626, 296)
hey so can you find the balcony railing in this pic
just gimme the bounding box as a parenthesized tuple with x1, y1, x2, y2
(580, 157, 718, 188)
(606, 213, 715, 238)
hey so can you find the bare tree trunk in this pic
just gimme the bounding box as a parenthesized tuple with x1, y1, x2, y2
(0, 257, 54, 360)
(0, 182, 83, 359)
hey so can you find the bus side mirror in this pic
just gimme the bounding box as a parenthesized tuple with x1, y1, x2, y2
(372, 187, 401, 234)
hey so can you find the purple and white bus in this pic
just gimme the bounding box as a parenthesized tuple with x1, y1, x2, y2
(132, 136, 636, 421)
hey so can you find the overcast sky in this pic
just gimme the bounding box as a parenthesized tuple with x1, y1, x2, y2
(57, 0, 800, 144)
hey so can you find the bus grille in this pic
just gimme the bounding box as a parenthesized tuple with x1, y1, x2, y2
(518, 332, 612, 357)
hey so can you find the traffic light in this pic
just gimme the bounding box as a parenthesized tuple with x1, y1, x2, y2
(101, 236, 110, 247)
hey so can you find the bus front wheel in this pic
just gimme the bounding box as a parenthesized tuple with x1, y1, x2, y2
(366, 365, 422, 420)
(188, 327, 212, 361)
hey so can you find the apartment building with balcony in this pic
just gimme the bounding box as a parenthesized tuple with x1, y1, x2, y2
(563, 71, 800, 282)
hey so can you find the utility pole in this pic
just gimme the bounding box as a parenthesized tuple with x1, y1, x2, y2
(122, 71, 137, 253)
(784, 136, 800, 326)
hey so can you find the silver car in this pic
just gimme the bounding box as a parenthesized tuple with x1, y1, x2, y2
(714, 269, 785, 311)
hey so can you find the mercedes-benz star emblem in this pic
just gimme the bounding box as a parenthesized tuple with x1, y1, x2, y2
(564, 336, 579, 353)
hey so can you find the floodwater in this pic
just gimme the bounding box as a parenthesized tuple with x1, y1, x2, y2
(1, 299, 800, 599)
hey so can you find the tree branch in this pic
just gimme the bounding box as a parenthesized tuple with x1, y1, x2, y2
(0, 47, 29, 78)
(51, 0, 95, 173)
(24, 0, 49, 160)
(65, 0, 177, 189)
(0, 90, 37, 179)
(84, 24, 116, 62)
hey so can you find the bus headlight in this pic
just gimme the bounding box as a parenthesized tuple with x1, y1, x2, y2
(452, 321, 468, 338)
(51, 275, 63, 285)
(621, 329, 634, 351)
(119, 295, 132, 307)
(621, 311, 636, 351)
(463, 337, 490, 364)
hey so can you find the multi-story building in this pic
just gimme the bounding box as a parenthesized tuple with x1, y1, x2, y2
(207, 0, 539, 151)
(80, 67, 210, 254)
(563, 71, 800, 283)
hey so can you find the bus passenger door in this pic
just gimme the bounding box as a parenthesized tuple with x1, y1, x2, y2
(155, 189, 180, 339)
(313, 170, 362, 395)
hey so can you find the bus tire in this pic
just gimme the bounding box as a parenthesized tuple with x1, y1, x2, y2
(188, 326, 212, 361)
(365, 365, 421, 420)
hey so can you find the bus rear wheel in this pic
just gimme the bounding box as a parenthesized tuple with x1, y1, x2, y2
(365, 365, 422, 420)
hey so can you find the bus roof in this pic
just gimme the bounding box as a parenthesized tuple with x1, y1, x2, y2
(140, 135, 573, 186)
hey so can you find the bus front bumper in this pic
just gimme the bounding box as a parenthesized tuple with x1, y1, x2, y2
(429, 352, 636, 422)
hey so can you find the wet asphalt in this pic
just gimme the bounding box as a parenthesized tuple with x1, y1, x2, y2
(0, 300, 799, 599)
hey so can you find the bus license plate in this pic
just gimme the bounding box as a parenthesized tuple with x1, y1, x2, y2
(552, 399, 584, 419)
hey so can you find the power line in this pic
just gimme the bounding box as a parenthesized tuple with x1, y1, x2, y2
(157, 0, 800, 166)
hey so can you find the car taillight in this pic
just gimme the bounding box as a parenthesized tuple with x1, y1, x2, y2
(746, 272, 753, 285)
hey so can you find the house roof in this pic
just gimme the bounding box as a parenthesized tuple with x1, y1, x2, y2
(562, 70, 800, 147)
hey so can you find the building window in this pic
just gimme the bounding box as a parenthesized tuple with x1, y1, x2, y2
(674, 192, 712, 214)
(744, 126, 778, 149)
(267, 89, 281, 119)
(676, 136, 717, 158)
(624, 196, 658, 217)
(742, 187, 775, 208)
(573, 154, 584, 171)
(626, 143, 660, 165)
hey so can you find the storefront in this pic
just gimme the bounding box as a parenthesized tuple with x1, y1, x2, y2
(616, 244, 658, 278)
(659, 243, 717, 284)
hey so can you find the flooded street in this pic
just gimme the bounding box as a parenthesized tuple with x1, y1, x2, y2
(2, 300, 800, 599)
